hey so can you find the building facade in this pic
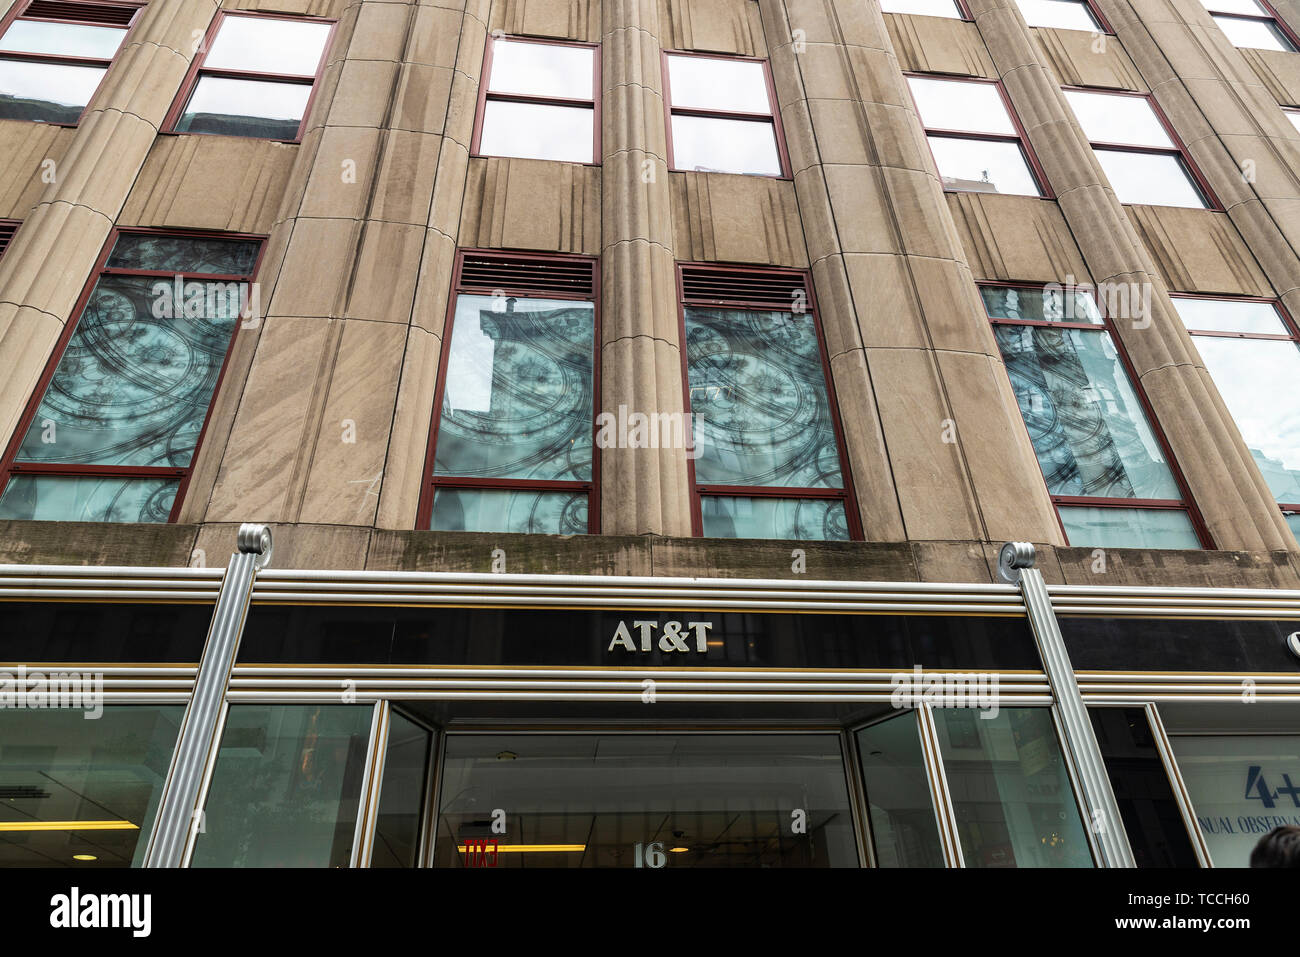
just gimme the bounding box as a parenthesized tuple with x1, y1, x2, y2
(0, 0, 1299, 867)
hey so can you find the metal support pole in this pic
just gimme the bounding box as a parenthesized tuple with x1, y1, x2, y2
(998, 541, 1135, 868)
(143, 524, 272, 868)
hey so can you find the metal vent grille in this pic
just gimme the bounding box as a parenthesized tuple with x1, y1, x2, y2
(680, 265, 808, 309)
(0, 221, 17, 261)
(458, 253, 595, 298)
(23, 0, 138, 25)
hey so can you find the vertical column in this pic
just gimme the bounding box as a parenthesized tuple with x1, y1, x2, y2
(760, 0, 1064, 545)
(0, 0, 219, 455)
(967, 0, 1295, 550)
(599, 0, 693, 536)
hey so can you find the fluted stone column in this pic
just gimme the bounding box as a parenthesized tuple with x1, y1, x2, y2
(599, 0, 693, 536)
(0, 0, 220, 455)
(967, 0, 1294, 550)
(759, 0, 1064, 545)
(194, 0, 488, 528)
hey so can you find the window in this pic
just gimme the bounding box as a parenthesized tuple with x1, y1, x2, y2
(1199, 0, 1299, 51)
(0, 229, 263, 523)
(680, 265, 859, 540)
(164, 11, 333, 141)
(880, 0, 965, 18)
(664, 51, 786, 177)
(473, 36, 598, 164)
(418, 250, 598, 535)
(1062, 88, 1214, 209)
(906, 75, 1048, 197)
(0, 0, 140, 125)
(1286, 107, 1300, 133)
(0, 219, 17, 259)
(1172, 295, 1300, 539)
(981, 283, 1205, 549)
(1015, 0, 1106, 31)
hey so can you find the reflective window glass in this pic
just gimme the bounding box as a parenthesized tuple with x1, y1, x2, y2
(431, 488, 588, 535)
(980, 285, 1103, 323)
(1057, 505, 1202, 548)
(0, 475, 181, 523)
(700, 495, 849, 540)
(1063, 90, 1173, 148)
(1015, 0, 1102, 30)
(371, 713, 432, 869)
(176, 75, 313, 140)
(478, 100, 595, 163)
(203, 15, 331, 76)
(0, 59, 105, 123)
(880, 0, 964, 18)
(857, 713, 946, 868)
(907, 77, 1016, 135)
(0, 20, 126, 58)
(926, 135, 1041, 195)
(1202, 0, 1273, 15)
(670, 114, 782, 176)
(1093, 149, 1206, 207)
(666, 54, 772, 113)
(1214, 14, 1295, 49)
(1171, 296, 1287, 334)
(488, 39, 594, 98)
(1286, 109, 1300, 134)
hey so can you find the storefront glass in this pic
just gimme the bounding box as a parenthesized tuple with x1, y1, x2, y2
(856, 712, 945, 867)
(371, 712, 432, 868)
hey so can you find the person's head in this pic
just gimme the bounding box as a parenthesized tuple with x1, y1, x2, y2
(1250, 826, 1300, 867)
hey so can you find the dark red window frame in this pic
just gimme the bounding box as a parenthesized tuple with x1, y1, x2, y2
(0, 0, 144, 127)
(161, 9, 336, 145)
(676, 262, 863, 540)
(1173, 291, 1300, 522)
(903, 72, 1054, 199)
(1203, 0, 1300, 51)
(980, 279, 1212, 548)
(471, 34, 601, 165)
(415, 248, 602, 533)
(1062, 85, 1222, 210)
(661, 49, 791, 179)
(0, 226, 267, 523)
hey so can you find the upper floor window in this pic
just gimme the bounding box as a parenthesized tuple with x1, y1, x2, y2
(164, 11, 333, 141)
(1062, 88, 1215, 209)
(1285, 107, 1300, 133)
(664, 52, 787, 177)
(0, 0, 140, 125)
(1172, 296, 1300, 538)
(418, 251, 598, 535)
(473, 36, 598, 164)
(1015, 0, 1106, 31)
(1199, 0, 1299, 51)
(906, 74, 1048, 197)
(0, 229, 263, 523)
(880, 0, 965, 18)
(679, 265, 859, 540)
(981, 283, 1206, 549)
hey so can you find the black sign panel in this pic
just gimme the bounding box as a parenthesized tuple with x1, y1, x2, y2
(1060, 616, 1300, 673)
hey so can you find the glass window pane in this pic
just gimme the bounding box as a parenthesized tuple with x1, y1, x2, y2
(1016, 0, 1102, 30)
(0, 59, 104, 124)
(371, 713, 431, 868)
(0, 707, 182, 867)
(701, 495, 850, 540)
(1285, 511, 1300, 541)
(204, 16, 332, 76)
(670, 114, 782, 175)
(685, 306, 844, 488)
(1093, 149, 1207, 207)
(857, 713, 946, 867)
(1202, 0, 1272, 15)
(432, 734, 859, 868)
(106, 233, 260, 274)
(431, 488, 588, 534)
(926, 135, 1042, 195)
(1058, 504, 1201, 547)
(0, 475, 180, 523)
(1214, 14, 1295, 50)
(489, 39, 593, 99)
(190, 705, 372, 867)
(880, 0, 964, 18)
(993, 325, 1182, 498)
(0, 20, 126, 58)
(14, 275, 243, 468)
(908, 77, 1016, 135)
(1171, 296, 1287, 334)
(981, 285, 1103, 323)
(667, 55, 772, 113)
(175, 75, 311, 139)
(935, 707, 1094, 868)
(1168, 734, 1300, 867)
(1189, 336, 1300, 503)
(478, 100, 594, 163)
(1287, 110, 1300, 134)
(435, 294, 593, 481)
(1063, 90, 1173, 148)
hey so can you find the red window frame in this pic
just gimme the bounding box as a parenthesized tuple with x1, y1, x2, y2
(1015, 0, 1115, 34)
(0, 226, 266, 523)
(980, 280, 1212, 548)
(676, 262, 862, 540)
(1202, 0, 1300, 51)
(415, 249, 602, 533)
(1061, 85, 1221, 210)
(903, 72, 1054, 199)
(161, 9, 336, 145)
(661, 49, 791, 179)
(1172, 292, 1300, 522)
(0, 0, 144, 127)
(470, 34, 601, 165)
